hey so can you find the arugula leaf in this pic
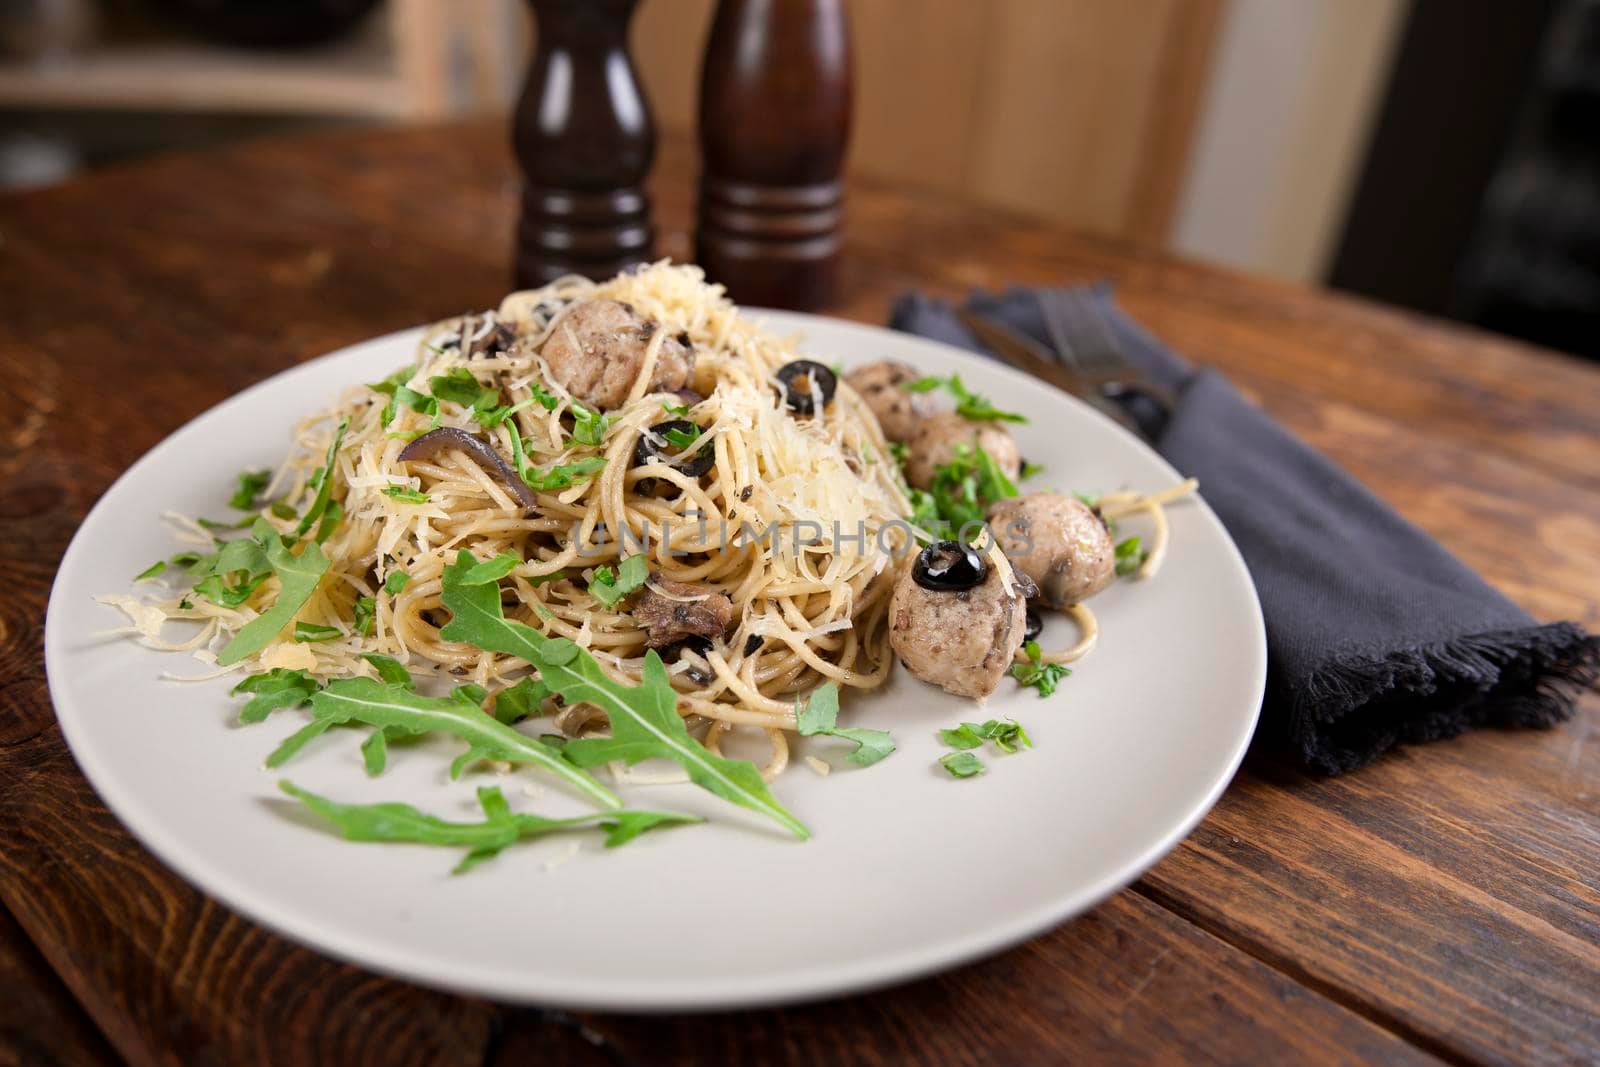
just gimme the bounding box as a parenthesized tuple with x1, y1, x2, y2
(429, 368, 499, 410)
(217, 522, 331, 666)
(457, 552, 521, 586)
(1010, 640, 1070, 697)
(902, 374, 1026, 423)
(361, 730, 389, 775)
(1115, 535, 1146, 577)
(229, 469, 271, 510)
(393, 386, 438, 421)
(569, 403, 610, 446)
(493, 676, 550, 724)
(231, 668, 319, 724)
(270, 501, 298, 521)
(294, 621, 341, 643)
(383, 570, 410, 596)
(452, 683, 489, 710)
(135, 560, 166, 581)
(283, 675, 620, 808)
(382, 485, 429, 505)
(661, 399, 692, 417)
(587, 554, 648, 609)
(795, 683, 896, 767)
(360, 652, 414, 688)
(1020, 459, 1045, 479)
(196, 516, 251, 532)
(295, 418, 349, 538)
(438, 550, 807, 838)
(194, 572, 267, 608)
(353, 595, 376, 637)
(368, 364, 415, 401)
(889, 440, 910, 467)
(939, 751, 985, 778)
(280, 781, 698, 874)
(191, 534, 273, 607)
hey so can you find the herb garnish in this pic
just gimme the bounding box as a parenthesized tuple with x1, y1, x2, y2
(588, 554, 648, 609)
(383, 570, 410, 596)
(353, 596, 377, 637)
(382, 485, 429, 505)
(437, 550, 808, 838)
(217, 520, 332, 666)
(429, 368, 499, 411)
(903, 374, 1027, 423)
(280, 781, 697, 874)
(1115, 535, 1146, 577)
(796, 682, 895, 766)
(230, 469, 271, 510)
(914, 443, 1019, 540)
(570, 402, 610, 446)
(939, 751, 985, 778)
(231, 668, 319, 724)
(135, 560, 166, 581)
(492, 676, 550, 724)
(294, 621, 342, 643)
(294, 419, 349, 538)
(1010, 640, 1070, 697)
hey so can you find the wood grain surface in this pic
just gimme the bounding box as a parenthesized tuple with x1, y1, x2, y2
(0, 121, 1596, 1067)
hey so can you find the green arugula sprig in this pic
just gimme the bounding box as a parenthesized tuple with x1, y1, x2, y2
(936, 717, 1031, 778)
(382, 485, 430, 505)
(939, 751, 984, 778)
(437, 550, 809, 839)
(281, 781, 697, 874)
(796, 683, 895, 766)
(217, 519, 332, 666)
(1010, 640, 1070, 697)
(903, 374, 1027, 423)
(229, 469, 271, 510)
(1114, 535, 1146, 577)
(294, 419, 349, 538)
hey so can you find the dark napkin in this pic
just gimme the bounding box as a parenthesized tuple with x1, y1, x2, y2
(890, 286, 1598, 773)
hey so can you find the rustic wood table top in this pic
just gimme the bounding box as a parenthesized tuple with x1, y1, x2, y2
(1, 120, 1597, 1067)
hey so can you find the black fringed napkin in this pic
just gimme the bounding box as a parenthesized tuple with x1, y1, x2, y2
(891, 286, 1598, 773)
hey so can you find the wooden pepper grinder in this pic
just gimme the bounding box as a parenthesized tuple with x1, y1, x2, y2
(696, 0, 852, 309)
(514, 0, 655, 287)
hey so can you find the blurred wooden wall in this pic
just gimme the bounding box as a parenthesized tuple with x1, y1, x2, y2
(630, 0, 1226, 245)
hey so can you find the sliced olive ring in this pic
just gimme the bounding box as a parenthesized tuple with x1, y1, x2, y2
(912, 540, 988, 591)
(775, 360, 837, 415)
(1023, 606, 1043, 642)
(632, 419, 715, 479)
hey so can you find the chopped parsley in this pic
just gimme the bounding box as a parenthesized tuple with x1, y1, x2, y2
(662, 399, 693, 417)
(1115, 535, 1146, 577)
(294, 419, 349, 538)
(472, 395, 534, 430)
(1020, 459, 1044, 479)
(528, 381, 561, 411)
(570, 402, 610, 446)
(903, 374, 1027, 423)
(270, 501, 298, 521)
(359, 652, 414, 688)
(889, 440, 910, 467)
(134, 560, 167, 582)
(353, 595, 376, 637)
(383, 570, 410, 596)
(916, 443, 1019, 540)
(1010, 640, 1070, 697)
(293, 621, 342, 643)
(456, 552, 521, 586)
(229, 469, 271, 510)
(492, 676, 550, 724)
(521, 456, 607, 492)
(939, 751, 985, 778)
(587, 554, 648, 609)
(661, 423, 702, 449)
(429, 368, 499, 411)
(382, 485, 429, 505)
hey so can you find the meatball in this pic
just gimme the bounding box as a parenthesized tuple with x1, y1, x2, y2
(988, 493, 1116, 607)
(888, 549, 1029, 699)
(904, 411, 1022, 489)
(627, 574, 734, 648)
(844, 360, 938, 442)
(540, 299, 693, 410)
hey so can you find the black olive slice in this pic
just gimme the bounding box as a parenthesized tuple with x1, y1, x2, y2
(1023, 606, 1043, 642)
(632, 419, 715, 479)
(775, 360, 837, 415)
(912, 540, 988, 592)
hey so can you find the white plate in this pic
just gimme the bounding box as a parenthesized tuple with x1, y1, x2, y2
(45, 311, 1264, 1011)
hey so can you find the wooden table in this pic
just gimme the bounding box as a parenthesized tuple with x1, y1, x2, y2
(2, 120, 1596, 1067)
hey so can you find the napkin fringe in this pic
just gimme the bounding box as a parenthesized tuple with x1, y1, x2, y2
(1294, 622, 1600, 773)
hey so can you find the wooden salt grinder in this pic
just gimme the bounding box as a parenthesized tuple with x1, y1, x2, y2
(513, 0, 656, 287)
(696, 0, 852, 309)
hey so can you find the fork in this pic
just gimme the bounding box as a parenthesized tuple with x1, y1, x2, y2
(1035, 287, 1178, 427)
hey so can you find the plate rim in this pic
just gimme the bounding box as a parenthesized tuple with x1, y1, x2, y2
(45, 310, 1266, 1010)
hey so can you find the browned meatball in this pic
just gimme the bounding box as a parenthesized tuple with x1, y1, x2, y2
(844, 360, 939, 442)
(540, 299, 693, 410)
(904, 411, 1022, 489)
(888, 548, 1028, 699)
(988, 493, 1115, 607)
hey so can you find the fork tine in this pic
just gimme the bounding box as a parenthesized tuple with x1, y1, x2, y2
(1035, 288, 1083, 371)
(1061, 288, 1131, 376)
